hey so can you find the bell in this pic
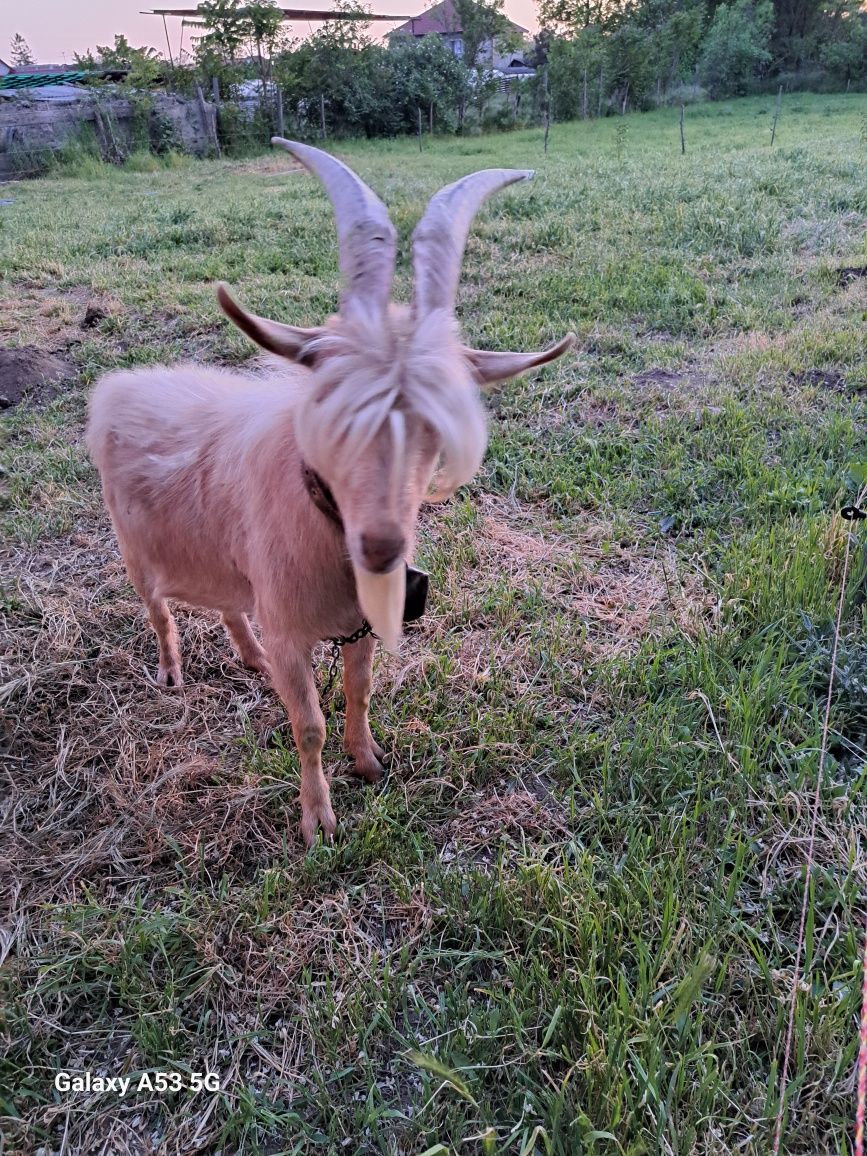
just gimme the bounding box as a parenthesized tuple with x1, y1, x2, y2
(403, 566, 429, 623)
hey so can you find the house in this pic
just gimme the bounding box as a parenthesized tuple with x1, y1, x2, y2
(390, 0, 530, 71)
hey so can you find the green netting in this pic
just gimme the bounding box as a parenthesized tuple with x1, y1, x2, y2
(0, 71, 92, 91)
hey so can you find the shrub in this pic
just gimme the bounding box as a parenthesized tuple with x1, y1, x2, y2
(698, 0, 775, 97)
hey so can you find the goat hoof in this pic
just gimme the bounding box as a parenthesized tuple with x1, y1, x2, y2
(156, 662, 183, 688)
(242, 652, 271, 678)
(350, 756, 384, 783)
(300, 799, 337, 848)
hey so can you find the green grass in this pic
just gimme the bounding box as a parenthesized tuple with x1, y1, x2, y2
(2, 93, 867, 1153)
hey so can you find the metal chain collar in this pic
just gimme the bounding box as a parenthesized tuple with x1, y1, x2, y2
(317, 620, 374, 703)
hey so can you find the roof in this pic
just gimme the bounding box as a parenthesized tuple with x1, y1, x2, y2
(392, 0, 527, 38)
(146, 7, 410, 19)
(0, 68, 129, 91)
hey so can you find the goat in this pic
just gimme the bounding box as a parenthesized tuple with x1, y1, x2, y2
(86, 139, 575, 846)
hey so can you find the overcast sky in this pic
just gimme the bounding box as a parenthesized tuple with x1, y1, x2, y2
(1, 0, 539, 65)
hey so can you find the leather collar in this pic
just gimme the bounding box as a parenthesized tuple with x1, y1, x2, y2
(302, 463, 343, 531)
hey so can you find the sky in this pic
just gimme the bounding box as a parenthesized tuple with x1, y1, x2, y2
(0, 0, 540, 66)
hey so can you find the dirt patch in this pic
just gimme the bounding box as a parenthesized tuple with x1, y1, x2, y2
(442, 788, 570, 860)
(837, 265, 867, 286)
(793, 368, 850, 392)
(0, 346, 74, 409)
(0, 288, 120, 353)
(633, 367, 688, 388)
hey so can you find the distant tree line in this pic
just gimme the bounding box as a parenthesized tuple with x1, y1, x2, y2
(539, 0, 865, 110)
(16, 0, 861, 152)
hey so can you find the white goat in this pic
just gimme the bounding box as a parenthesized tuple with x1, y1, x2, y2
(86, 139, 574, 845)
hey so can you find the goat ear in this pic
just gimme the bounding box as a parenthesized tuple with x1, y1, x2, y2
(217, 283, 326, 366)
(464, 333, 576, 387)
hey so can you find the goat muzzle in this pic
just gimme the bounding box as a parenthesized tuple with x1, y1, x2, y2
(360, 528, 406, 574)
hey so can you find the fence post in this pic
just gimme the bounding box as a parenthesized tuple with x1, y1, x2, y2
(770, 84, 782, 147)
(196, 84, 220, 158)
(582, 67, 588, 120)
(680, 103, 685, 154)
(543, 65, 551, 154)
(276, 86, 284, 137)
(320, 93, 326, 139)
(417, 106, 423, 151)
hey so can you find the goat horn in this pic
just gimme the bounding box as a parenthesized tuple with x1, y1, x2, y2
(272, 137, 397, 319)
(411, 169, 534, 318)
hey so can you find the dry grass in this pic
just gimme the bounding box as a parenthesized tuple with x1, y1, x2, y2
(2, 520, 292, 910)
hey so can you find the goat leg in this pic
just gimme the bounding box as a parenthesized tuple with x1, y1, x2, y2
(342, 633, 386, 781)
(221, 611, 271, 677)
(267, 636, 336, 846)
(146, 597, 183, 688)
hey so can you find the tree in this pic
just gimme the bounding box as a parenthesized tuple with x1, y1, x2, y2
(818, 1, 867, 85)
(539, 0, 630, 34)
(389, 35, 469, 130)
(698, 0, 774, 95)
(547, 26, 605, 116)
(246, 2, 286, 87)
(194, 0, 287, 102)
(74, 36, 163, 86)
(452, 0, 511, 66)
(10, 33, 35, 68)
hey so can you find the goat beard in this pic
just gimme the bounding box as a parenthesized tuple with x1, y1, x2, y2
(353, 563, 406, 654)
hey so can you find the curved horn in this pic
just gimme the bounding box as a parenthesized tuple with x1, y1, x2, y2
(412, 168, 533, 318)
(272, 137, 397, 319)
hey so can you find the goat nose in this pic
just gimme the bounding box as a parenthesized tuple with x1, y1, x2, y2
(360, 528, 406, 573)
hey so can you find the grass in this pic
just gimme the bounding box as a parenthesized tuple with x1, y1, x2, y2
(2, 92, 867, 1153)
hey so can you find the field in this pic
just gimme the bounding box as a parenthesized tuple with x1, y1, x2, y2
(2, 93, 867, 1153)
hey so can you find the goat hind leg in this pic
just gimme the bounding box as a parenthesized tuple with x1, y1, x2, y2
(146, 597, 183, 688)
(222, 611, 270, 677)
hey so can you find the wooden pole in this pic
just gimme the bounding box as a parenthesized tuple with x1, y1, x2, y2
(276, 86, 284, 137)
(417, 106, 423, 151)
(429, 100, 434, 134)
(161, 14, 175, 70)
(679, 102, 685, 154)
(320, 93, 326, 139)
(770, 84, 782, 147)
(598, 64, 604, 118)
(582, 67, 588, 120)
(543, 66, 551, 154)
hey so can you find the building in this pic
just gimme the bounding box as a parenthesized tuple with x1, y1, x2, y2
(390, 0, 531, 71)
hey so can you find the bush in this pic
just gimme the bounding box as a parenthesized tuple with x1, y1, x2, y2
(698, 0, 775, 97)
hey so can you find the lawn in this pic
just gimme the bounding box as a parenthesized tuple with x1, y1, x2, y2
(2, 92, 867, 1154)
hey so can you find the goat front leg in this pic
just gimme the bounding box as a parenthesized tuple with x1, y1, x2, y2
(268, 638, 336, 846)
(342, 633, 386, 781)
